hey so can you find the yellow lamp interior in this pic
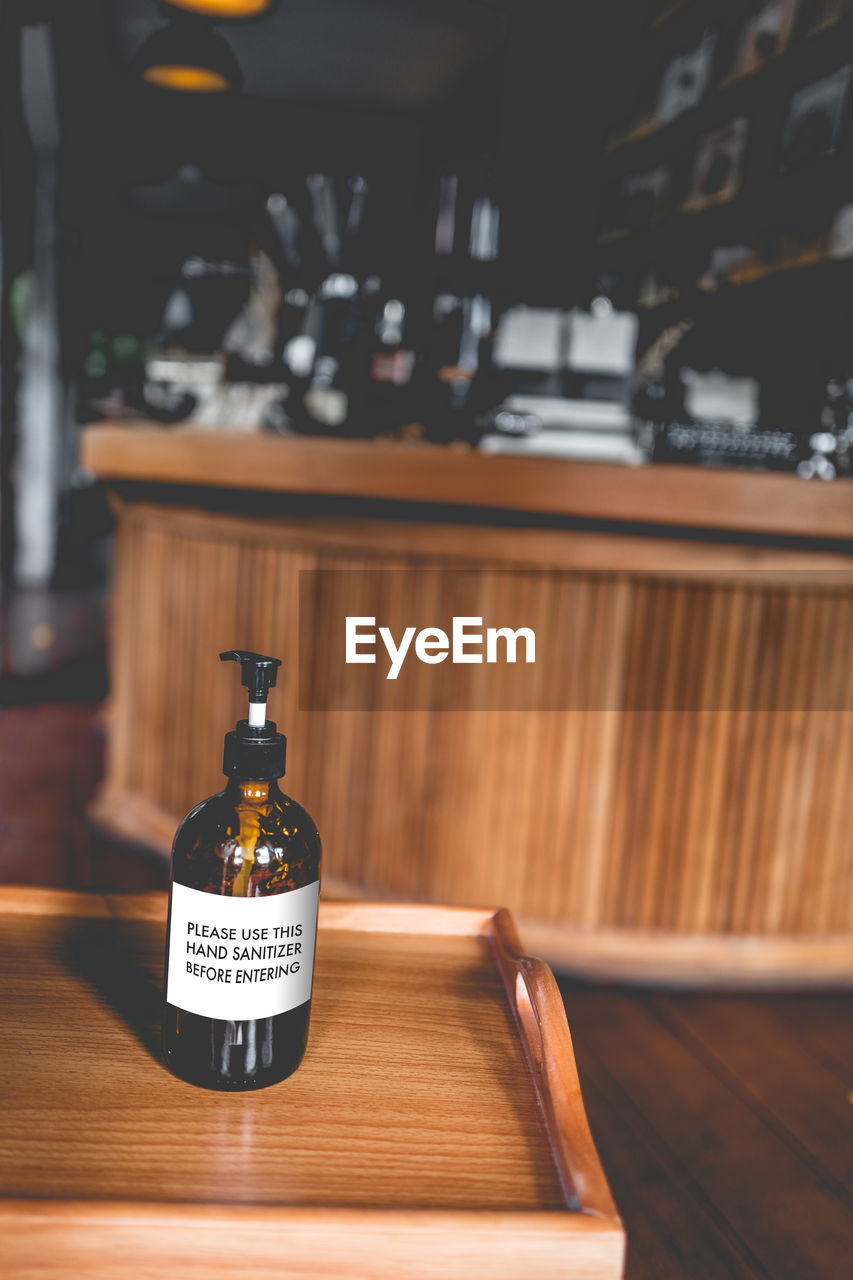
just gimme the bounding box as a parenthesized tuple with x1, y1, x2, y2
(142, 64, 231, 92)
(166, 0, 272, 15)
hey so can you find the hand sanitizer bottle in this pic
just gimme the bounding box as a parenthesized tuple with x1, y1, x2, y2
(162, 650, 321, 1090)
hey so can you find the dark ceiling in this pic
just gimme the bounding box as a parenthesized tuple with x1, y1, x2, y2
(117, 0, 510, 109)
(2, 0, 621, 329)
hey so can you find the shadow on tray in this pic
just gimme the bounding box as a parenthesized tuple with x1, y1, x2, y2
(62, 916, 163, 1063)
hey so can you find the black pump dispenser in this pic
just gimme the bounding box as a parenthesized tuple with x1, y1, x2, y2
(220, 649, 287, 781)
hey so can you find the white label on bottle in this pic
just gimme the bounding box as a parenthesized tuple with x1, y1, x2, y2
(166, 880, 319, 1021)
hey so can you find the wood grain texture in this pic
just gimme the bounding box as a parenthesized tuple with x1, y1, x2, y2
(561, 983, 853, 1280)
(0, 890, 624, 1280)
(93, 499, 853, 984)
(559, 981, 853, 1280)
(80, 423, 853, 540)
(646, 994, 853, 1191)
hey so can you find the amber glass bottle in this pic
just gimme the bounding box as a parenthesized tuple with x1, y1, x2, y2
(162, 651, 321, 1091)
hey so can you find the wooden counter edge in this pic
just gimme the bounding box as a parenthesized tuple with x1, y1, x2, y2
(520, 920, 853, 989)
(80, 423, 853, 542)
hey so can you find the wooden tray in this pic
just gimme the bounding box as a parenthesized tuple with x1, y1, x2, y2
(0, 889, 624, 1280)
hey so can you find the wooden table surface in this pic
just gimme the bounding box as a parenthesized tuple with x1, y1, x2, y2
(1, 701, 852, 1278)
(0, 904, 560, 1212)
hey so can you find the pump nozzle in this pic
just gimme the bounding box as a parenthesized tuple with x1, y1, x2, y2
(219, 650, 287, 780)
(220, 650, 281, 727)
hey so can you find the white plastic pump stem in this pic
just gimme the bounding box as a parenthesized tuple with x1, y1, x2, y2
(248, 701, 266, 728)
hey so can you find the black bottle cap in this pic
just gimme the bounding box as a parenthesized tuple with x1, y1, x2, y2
(219, 650, 287, 781)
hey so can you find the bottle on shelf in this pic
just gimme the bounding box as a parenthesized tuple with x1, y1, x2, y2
(282, 175, 376, 435)
(363, 290, 417, 435)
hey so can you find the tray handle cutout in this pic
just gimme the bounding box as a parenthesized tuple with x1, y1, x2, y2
(515, 967, 545, 1073)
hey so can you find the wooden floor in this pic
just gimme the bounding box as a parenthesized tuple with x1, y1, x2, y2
(0, 698, 851, 1279)
(560, 982, 853, 1279)
(0, 703, 166, 891)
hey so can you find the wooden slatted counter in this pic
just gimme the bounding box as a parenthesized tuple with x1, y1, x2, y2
(81, 424, 853, 986)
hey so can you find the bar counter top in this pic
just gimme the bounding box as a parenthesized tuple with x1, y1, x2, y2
(81, 422, 853, 543)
